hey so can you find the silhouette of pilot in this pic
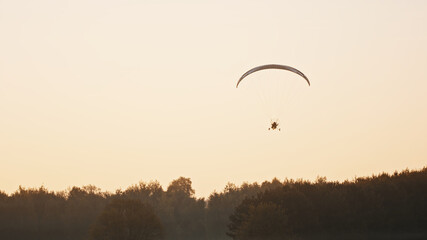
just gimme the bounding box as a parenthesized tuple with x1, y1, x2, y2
(269, 121, 280, 131)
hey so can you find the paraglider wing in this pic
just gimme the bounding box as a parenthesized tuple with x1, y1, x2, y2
(236, 64, 310, 88)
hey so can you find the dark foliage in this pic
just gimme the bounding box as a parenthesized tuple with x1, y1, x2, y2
(206, 178, 283, 239)
(0, 178, 208, 240)
(228, 167, 427, 240)
(90, 198, 163, 240)
(0, 168, 426, 240)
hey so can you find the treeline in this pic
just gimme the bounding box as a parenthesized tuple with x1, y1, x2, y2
(0, 167, 426, 240)
(0, 177, 277, 240)
(228, 168, 427, 239)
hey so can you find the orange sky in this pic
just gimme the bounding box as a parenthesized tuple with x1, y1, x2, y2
(1, 0, 426, 197)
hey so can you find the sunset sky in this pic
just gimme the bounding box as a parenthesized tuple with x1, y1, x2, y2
(1, 0, 426, 197)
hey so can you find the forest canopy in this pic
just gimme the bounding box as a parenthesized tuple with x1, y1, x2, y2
(0, 168, 426, 240)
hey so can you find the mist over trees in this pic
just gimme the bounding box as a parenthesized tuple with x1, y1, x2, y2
(0, 168, 426, 240)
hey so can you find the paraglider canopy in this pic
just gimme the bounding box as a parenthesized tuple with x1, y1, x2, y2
(236, 64, 310, 88)
(236, 64, 310, 131)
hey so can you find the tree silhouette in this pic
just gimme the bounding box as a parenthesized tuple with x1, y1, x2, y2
(90, 198, 163, 240)
(1, 168, 426, 240)
(228, 168, 427, 239)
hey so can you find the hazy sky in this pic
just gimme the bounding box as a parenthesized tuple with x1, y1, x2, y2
(1, 0, 426, 197)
